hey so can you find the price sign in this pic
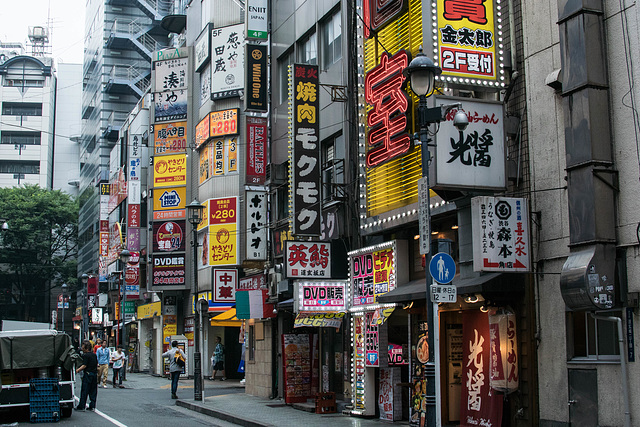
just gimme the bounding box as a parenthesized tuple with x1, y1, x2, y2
(208, 197, 238, 225)
(430, 284, 457, 303)
(209, 108, 239, 138)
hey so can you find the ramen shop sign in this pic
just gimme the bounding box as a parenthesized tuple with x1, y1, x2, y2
(365, 50, 410, 168)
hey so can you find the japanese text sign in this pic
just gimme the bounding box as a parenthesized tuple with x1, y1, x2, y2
(153, 154, 187, 187)
(353, 315, 366, 410)
(151, 254, 186, 288)
(154, 57, 188, 92)
(297, 281, 346, 312)
(213, 268, 237, 303)
(207, 196, 239, 266)
(434, 98, 505, 190)
(152, 220, 186, 252)
(211, 137, 238, 176)
(364, 50, 410, 168)
(129, 134, 141, 181)
(294, 312, 345, 328)
(153, 121, 188, 155)
(364, 311, 380, 366)
(434, 0, 503, 86)
(199, 143, 211, 183)
(211, 24, 245, 100)
(195, 113, 211, 149)
(238, 273, 266, 291)
(349, 242, 396, 307)
(489, 307, 519, 393)
(154, 89, 187, 122)
(108, 168, 127, 213)
(291, 63, 321, 235)
(285, 241, 331, 278)
(209, 108, 239, 138)
(194, 24, 211, 72)
(245, 190, 267, 260)
(471, 196, 530, 272)
(246, 116, 267, 184)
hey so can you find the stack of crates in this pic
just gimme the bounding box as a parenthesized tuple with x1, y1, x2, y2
(29, 378, 60, 423)
(315, 392, 336, 414)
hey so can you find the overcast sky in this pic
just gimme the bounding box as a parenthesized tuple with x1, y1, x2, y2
(0, 0, 86, 64)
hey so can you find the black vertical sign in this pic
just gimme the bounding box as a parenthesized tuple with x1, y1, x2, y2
(292, 63, 321, 236)
(245, 44, 268, 112)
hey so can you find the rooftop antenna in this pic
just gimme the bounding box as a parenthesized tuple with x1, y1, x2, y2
(27, 1, 52, 57)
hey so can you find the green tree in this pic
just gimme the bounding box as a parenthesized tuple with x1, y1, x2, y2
(0, 185, 78, 323)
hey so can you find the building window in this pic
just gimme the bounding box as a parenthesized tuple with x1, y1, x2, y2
(0, 160, 40, 174)
(279, 50, 293, 104)
(322, 133, 345, 203)
(2, 102, 42, 116)
(3, 79, 44, 87)
(568, 310, 621, 361)
(322, 8, 342, 69)
(1, 131, 42, 145)
(298, 31, 318, 65)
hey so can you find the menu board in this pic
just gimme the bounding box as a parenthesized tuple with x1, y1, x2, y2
(282, 334, 312, 403)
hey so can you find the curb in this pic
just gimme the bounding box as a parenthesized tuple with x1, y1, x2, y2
(175, 399, 275, 427)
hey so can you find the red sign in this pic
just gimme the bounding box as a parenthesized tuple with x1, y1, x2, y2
(363, 0, 406, 39)
(208, 197, 237, 225)
(99, 232, 109, 257)
(364, 50, 410, 168)
(460, 310, 503, 427)
(153, 221, 185, 252)
(87, 276, 98, 296)
(128, 204, 140, 227)
(246, 116, 267, 184)
(213, 268, 237, 303)
(238, 273, 265, 291)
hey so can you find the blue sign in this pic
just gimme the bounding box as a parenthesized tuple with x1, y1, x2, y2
(429, 252, 456, 284)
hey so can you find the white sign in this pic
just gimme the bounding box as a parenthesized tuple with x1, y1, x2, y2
(471, 196, 531, 272)
(194, 24, 211, 72)
(434, 98, 505, 190)
(418, 176, 430, 255)
(200, 64, 211, 106)
(154, 57, 188, 92)
(211, 23, 245, 100)
(91, 307, 103, 325)
(245, 0, 268, 40)
(213, 268, 237, 303)
(245, 190, 267, 260)
(285, 241, 331, 278)
(129, 134, 141, 180)
(430, 284, 457, 303)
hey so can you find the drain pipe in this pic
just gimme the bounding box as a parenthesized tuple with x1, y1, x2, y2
(590, 314, 631, 427)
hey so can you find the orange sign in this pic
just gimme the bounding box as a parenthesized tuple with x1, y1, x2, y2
(209, 108, 239, 138)
(195, 113, 211, 149)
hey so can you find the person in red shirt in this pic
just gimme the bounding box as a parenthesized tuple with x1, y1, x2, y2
(93, 338, 102, 353)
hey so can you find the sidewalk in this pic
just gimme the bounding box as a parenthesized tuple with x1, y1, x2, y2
(121, 373, 396, 426)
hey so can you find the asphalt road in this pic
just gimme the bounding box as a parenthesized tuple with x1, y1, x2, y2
(2, 376, 244, 427)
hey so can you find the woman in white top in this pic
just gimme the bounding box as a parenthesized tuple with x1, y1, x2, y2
(111, 345, 126, 388)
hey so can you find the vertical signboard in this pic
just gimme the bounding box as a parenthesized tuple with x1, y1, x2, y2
(194, 23, 212, 72)
(245, 190, 267, 260)
(195, 113, 211, 149)
(471, 196, 530, 272)
(212, 268, 237, 304)
(349, 243, 395, 307)
(245, 0, 268, 40)
(246, 116, 267, 184)
(245, 44, 268, 112)
(434, 0, 504, 86)
(208, 196, 239, 266)
(211, 23, 245, 100)
(155, 57, 188, 92)
(291, 63, 321, 235)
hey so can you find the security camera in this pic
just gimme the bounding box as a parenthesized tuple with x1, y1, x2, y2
(453, 110, 469, 131)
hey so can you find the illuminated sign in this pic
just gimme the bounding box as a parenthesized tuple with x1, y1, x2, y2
(363, 0, 407, 38)
(207, 197, 239, 266)
(199, 143, 211, 183)
(245, 190, 267, 260)
(209, 108, 239, 138)
(434, 0, 504, 86)
(153, 121, 188, 155)
(297, 281, 346, 312)
(153, 220, 185, 252)
(349, 242, 396, 307)
(365, 50, 410, 168)
(285, 241, 331, 278)
(195, 113, 211, 149)
(151, 254, 186, 287)
(291, 63, 321, 236)
(153, 154, 187, 187)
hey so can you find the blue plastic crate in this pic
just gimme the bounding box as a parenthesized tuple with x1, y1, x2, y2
(29, 408, 60, 423)
(29, 378, 60, 402)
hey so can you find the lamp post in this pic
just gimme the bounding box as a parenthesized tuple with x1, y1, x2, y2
(404, 47, 468, 426)
(61, 283, 68, 334)
(119, 249, 131, 348)
(81, 274, 89, 341)
(186, 199, 205, 402)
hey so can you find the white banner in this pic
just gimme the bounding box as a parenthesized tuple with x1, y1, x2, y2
(211, 24, 245, 100)
(245, 190, 267, 260)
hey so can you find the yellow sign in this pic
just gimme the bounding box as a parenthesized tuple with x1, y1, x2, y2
(199, 143, 211, 184)
(137, 301, 161, 319)
(153, 154, 187, 188)
(153, 121, 188, 155)
(163, 314, 177, 344)
(208, 223, 238, 266)
(227, 137, 238, 172)
(153, 186, 186, 211)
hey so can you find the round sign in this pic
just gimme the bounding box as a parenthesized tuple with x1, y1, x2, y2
(429, 252, 456, 284)
(156, 221, 183, 251)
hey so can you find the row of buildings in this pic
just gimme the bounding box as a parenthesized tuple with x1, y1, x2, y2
(67, 0, 640, 426)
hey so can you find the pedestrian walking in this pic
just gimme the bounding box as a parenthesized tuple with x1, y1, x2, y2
(162, 341, 186, 399)
(96, 341, 111, 388)
(76, 340, 98, 411)
(111, 345, 126, 388)
(93, 338, 102, 353)
(211, 336, 226, 381)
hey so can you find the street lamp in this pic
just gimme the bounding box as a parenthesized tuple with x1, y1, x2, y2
(81, 274, 89, 341)
(61, 283, 68, 334)
(404, 47, 468, 426)
(186, 199, 205, 401)
(119, 249, 131, 348)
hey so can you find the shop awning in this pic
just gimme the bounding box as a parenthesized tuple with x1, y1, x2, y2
(378, 273, 514, 304)
(210, 308, 243, 327)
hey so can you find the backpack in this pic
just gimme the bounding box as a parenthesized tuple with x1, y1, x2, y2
(174, 350, 185, 368)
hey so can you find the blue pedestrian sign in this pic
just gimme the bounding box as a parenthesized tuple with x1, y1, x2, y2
(429, 252, 456, 284)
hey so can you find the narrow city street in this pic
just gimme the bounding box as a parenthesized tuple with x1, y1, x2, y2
(3, 374, 244, 427)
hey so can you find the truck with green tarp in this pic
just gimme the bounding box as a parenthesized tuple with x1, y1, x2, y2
(0, 323, 79, 419)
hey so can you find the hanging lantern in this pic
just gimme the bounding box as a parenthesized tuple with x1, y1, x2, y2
(488, 306, 519, 394)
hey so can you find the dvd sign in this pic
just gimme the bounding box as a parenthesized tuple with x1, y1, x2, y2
(153, 220, 186, 252)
